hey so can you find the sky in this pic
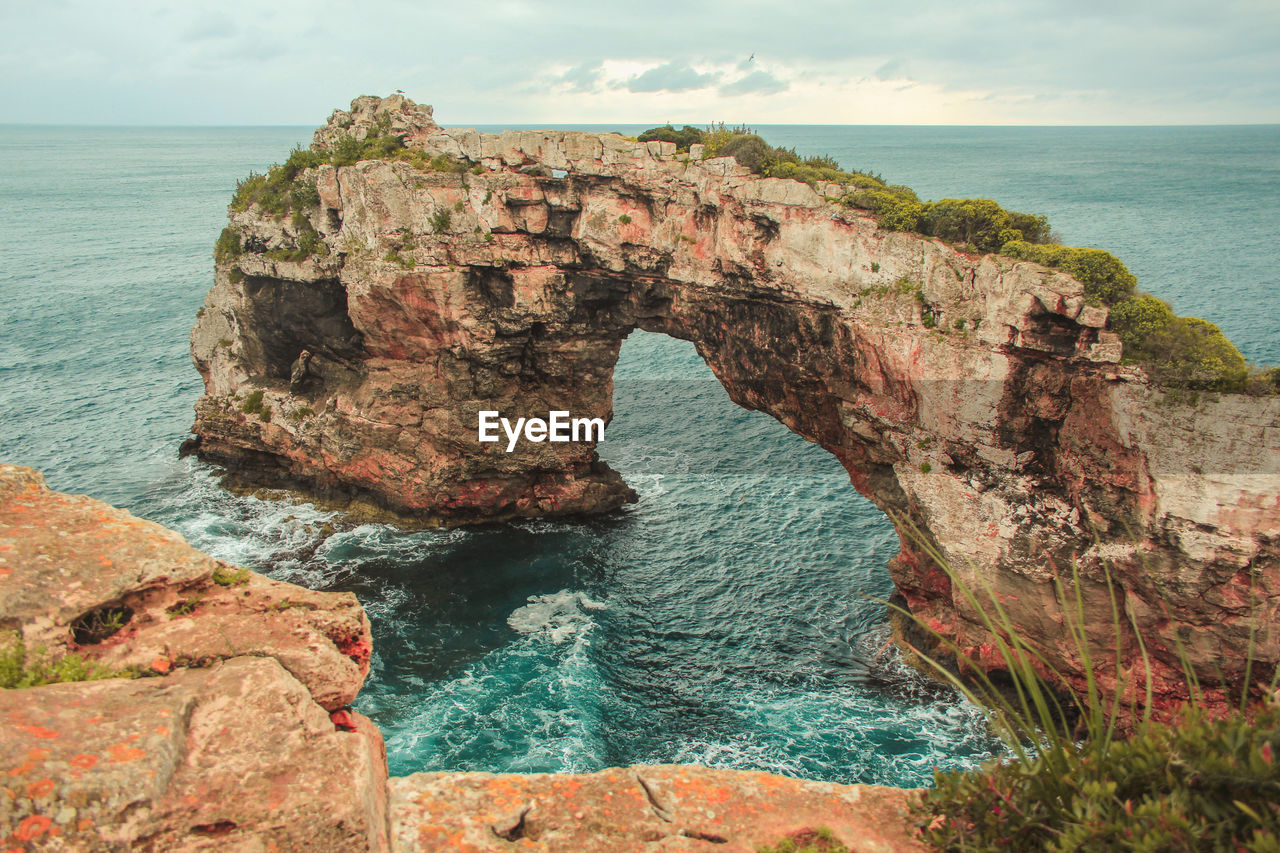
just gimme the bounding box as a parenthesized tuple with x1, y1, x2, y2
(1, 0, 1277, 126)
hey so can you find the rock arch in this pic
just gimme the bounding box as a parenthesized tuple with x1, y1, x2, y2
(191, 96, 1280, 708)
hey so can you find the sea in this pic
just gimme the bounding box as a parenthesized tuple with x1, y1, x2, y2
(1, 123, 1277, 786)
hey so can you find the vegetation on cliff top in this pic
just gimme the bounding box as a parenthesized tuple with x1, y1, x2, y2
(641, 123, 1274, 394)
(222, 115, 1274, 395)
(230, 113, 471, 217)
(890, 530, 1280, 851)
(223, 112, 473, 264)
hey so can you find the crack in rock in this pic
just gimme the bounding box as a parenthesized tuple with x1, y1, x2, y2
(635, 773, 673, 823)
(680, 828, 729, 844)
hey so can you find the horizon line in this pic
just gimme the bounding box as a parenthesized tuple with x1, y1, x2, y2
(2, 121, 1279, 130)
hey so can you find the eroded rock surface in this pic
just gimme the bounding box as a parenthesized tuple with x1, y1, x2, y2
(191, 95, 1280, 708)
(0, 466, 387, 851)
(391, 765, 923, 852)
(0, 465, 370, 710)
(1, 658, 388, 852)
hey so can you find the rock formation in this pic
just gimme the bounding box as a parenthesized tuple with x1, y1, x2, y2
(0, 465, 387, 850)
(190, 95, 1280, 709)
(1, 466, 921, 851)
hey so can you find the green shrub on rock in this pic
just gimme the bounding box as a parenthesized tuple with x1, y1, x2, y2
(1107, 293, 1250, 390)
(841, 188, 924, 232)
(716, 133, 772, 172)
(1000, 240, 1138, 306)
(230, 145, 325, 218)
(296, 227, 327, 259)
(213, 226, 242, 264)
(920, 198, 1019, 253)
(240, 389, 264, 415)
(921, 706, 1280, 851)
(212, 566, 251, 587)
(288, 211, 328, 259)
(430, 209, 453, 233)
(1146, 317, 1249, 392)
(637, 124, 704, 151)
(1109, 292, 1176, 345)
(759, 827, 849, 853)
(290, 180, 321, 210)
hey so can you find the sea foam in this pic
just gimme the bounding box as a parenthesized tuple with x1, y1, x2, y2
(508, 590, 606, 644)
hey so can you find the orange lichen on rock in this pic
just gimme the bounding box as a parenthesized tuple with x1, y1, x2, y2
(0, 467, 390, 852)
(390, 765, 924, 852)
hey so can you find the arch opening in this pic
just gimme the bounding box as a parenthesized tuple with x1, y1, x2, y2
(333, 329, 1001, 786)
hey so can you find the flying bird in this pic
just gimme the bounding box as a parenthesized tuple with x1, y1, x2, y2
(748, 53, 755, 62)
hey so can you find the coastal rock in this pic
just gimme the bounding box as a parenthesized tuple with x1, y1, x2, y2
(1, 465, 388, 850)
(0, 465, 371, 710)
(191, 95, 1280, 708)
(390, 765, 923, 852)
(1, 658, 388, 852)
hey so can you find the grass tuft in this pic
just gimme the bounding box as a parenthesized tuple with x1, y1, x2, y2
(211, 565, 251, 587)
(240, 389, 264, 415)
(1, 632, 129, 688)
(759, 827, 848, 853)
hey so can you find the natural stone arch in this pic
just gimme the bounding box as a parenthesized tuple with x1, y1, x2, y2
(191, 95, 1280, 711)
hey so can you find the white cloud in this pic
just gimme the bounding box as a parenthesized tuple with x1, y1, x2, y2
(719, 70, 788, 96)
(0, 0, 1275, 124)
(626, 62, 721, 93)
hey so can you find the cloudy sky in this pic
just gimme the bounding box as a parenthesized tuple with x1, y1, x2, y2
(2, 0, 1277, 125)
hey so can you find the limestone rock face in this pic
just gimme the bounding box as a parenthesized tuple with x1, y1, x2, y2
(390, 765, 923, 852)
(191, 95, 1280, 707)
(0, 466, 388, 851)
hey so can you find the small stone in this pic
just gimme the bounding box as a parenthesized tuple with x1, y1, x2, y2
(1076, 304, 1109, 328)
(491, 805, 531, 840)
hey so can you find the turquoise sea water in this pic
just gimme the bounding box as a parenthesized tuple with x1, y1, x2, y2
(1, 124, 1276, 786)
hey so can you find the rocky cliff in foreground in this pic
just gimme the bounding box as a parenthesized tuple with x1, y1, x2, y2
(190, 95, 1279, 710)
(0, 465, 388, 851)
(0, 466, 920, 851)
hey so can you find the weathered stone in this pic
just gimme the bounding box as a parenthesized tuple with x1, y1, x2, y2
(0, 466, 371, 711)
(390, 765, 923, 852)
(312, 94, 436, 151)
(1, 657, 388, 852)
(191, 95, 1280, 710)
(317, 164, 342, 211)
(1083, 330, 1123, 363)
(1075, 303, 1109, 328)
